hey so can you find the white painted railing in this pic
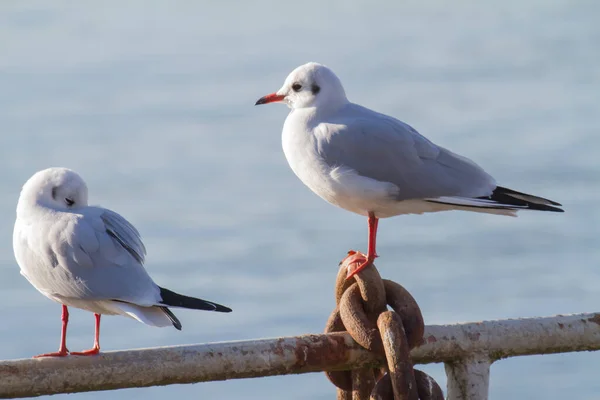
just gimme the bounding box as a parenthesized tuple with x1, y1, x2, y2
(1, 312, 599, 399)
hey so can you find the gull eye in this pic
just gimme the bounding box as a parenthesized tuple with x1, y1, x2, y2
(311, 84, 320, 95)
(291, 83, 302, 92)
(65, 197, 75, 206)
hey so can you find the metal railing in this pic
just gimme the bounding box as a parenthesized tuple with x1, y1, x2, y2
(2, 312, 600, 399)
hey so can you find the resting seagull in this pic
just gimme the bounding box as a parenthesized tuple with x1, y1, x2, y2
(13, 167, 232, 357)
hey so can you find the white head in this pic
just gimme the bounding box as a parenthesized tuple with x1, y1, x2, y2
(17, 167, 89, 214)
(255, 62, 348, 111)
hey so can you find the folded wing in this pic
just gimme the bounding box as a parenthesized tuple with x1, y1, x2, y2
(316, 104, 497, 202)
(43, 207, 161, 306)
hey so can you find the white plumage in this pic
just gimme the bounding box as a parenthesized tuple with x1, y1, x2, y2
(255, 62, 563, 277)
(13, 167, 231, 357)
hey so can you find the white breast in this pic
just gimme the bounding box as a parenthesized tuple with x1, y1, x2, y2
(281, 112, 401, 218)
(13, 215, 59, 300)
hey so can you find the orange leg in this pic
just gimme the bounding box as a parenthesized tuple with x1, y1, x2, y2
(345, 212, 379, 279)
(33, 305, 70, 358)
(71, 314, 101, 356)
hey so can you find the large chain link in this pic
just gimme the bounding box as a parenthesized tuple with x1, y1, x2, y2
(324, 252, 444, 400)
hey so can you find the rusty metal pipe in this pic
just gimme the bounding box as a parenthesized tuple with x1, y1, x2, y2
(1, 313, 600, 398)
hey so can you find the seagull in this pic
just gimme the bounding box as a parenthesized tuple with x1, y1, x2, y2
(13, 167, 232, 358)
(255, 62, 563, 278)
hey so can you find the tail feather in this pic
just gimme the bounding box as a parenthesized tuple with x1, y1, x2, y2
(159, 287, 232, 313)
(425, 186, 564, 214)
(159, 306, 182, 331)
(425, 197, 520, 216)
(110, 301, 175, 328)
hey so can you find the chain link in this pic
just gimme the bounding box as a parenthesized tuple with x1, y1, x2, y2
(324, 253, 444, 400)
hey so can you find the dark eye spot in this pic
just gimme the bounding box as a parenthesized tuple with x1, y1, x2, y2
(311, 84, 321, 95)
(51, 187, 58, 200)
(291, 83, 302, 92)
(65, 197, 75, 206)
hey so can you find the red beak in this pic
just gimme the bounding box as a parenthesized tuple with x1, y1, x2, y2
(255, 93, 285, 105)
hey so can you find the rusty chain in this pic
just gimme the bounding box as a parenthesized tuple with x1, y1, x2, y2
(324, 252, 444, 400)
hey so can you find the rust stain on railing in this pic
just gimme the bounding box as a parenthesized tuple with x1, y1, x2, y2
(1, 313, 600, 399)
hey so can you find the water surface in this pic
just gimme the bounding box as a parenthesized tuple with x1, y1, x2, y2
(0, 1, 599, 398)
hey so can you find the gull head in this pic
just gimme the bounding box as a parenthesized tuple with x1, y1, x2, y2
(255, 62, 348, 111)
(18, 167, 89, 213)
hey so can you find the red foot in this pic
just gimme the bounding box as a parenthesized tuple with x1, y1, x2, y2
(33, 349, 69, 358)
(341, 250, 378, 279)
(71, 347, 100, 356)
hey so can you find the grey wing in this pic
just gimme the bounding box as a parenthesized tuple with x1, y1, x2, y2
(100, 208, 146, 264)
(316, 105, 496, 201)
(45, 209, 159, 306)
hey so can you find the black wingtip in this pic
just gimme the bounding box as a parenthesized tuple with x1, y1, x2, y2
(479, 186, 564, 213)
(159, 287, 232, 313)
(495, 186, 563, 207)
(214, 305, 233, 313)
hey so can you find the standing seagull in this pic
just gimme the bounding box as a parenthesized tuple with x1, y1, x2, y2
(13, 168, 232, 358)
(255, 62, 563, 278)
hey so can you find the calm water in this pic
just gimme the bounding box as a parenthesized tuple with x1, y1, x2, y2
(1, 1, 599, 399)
